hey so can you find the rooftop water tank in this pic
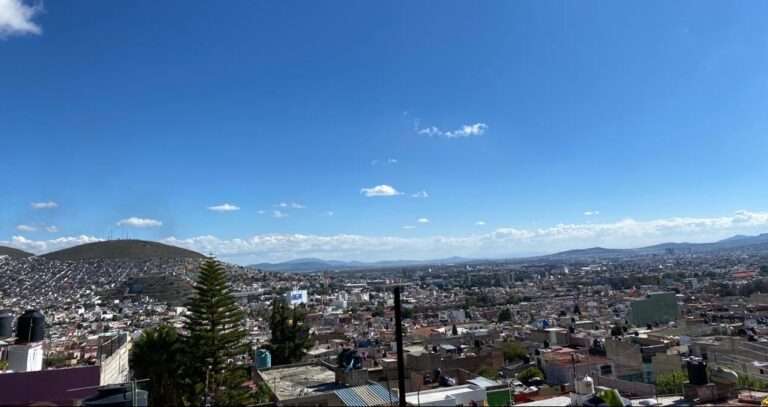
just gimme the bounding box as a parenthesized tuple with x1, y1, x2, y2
(16, 309, 45, 344)
(255, 348, 271, 369)
(575, 375, 595, 395)
(687, 358, 708, 385)
(0, 309, 13, 338)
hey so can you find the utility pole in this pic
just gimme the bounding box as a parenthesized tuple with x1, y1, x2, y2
(394, 286, 406, 407)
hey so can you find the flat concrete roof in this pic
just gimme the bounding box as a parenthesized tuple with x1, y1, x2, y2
(259, 364, 339, 401)
(405, 384, 479, 405)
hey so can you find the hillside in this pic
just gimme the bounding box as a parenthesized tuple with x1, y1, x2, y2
(543, 233, 768, 261)
(42, 239, 206, 261)
(0, 246, 34, 259)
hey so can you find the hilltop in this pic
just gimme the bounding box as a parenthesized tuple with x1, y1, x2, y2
(0, 246, 34, 259)
(542, 233, 768, 260)
(42, 239, 206, 261)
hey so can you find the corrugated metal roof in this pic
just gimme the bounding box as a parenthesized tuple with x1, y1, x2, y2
(334, 383, 395, 406)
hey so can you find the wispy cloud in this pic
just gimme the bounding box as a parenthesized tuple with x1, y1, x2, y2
(360, 184, 402, 197)
(45, 225, 58, 233)
(475, 221, 486, 226)
(584, 210, 600, 216)
(0, 0, 42, 38)
(402, 225, 416, 230)
(116, 217, 163, 228)
(417, 218, 430, 224)
(31, 201, 58, 209)
(325, 211, 335, 217)
(16, 224, 36, 232)
(272, 210, 288, 219)
(371, 158, 398, 166)
(411, 190, 429, 199)
(257, 210, 266, 215)
(208, 203, 240, 212)
(418, 122, 488, 139)
(276, 202, 305, 209)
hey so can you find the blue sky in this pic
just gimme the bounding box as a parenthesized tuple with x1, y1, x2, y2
(2, 0, 768, 263)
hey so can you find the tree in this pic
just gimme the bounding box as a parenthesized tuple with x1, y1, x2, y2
(737, 374, 768, 390)
(498, 308, 512, 323)
(518, 367, 544, 384)
(478, 367, 498, 379)
(598, 389, 624, 407)
(130, 325, 183, 407)
(502, 341, 527, 362)
(181, 259, 252, 405)
(263, 297, 312, 365)
(655, 370, 687, 395)
(451, 324, 459, 336)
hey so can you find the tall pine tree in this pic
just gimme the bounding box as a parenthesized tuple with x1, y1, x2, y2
(181, 259, 252, 406)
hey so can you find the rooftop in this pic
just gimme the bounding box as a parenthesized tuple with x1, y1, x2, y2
(404, 384, 481, 405)
(258, 364, 340, 401)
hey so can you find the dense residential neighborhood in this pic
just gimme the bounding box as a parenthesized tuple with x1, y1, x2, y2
(2, 238, 768, 405)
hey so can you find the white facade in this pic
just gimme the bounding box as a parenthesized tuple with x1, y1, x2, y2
(7, 343, 43, 372)
(405, 384, 486, 406)
(286, 289, 308, 305)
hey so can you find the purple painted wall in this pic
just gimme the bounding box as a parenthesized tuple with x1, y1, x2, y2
(0, 366, 100, 406)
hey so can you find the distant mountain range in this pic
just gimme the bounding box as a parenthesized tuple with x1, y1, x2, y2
(250, 256, 473, 273)
(2, 232, 768, 268)
(540, 233, 768, 260)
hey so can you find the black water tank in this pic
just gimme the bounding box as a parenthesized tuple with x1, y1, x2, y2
(0, 309, 13, 338)
(687, 358, 708, 385)
(16, 309, 45, 343)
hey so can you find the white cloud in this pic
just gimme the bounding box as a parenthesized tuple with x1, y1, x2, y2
(31, 201, 58, 209)
(161, 210, 768, 262)
(272, 210, 288, 219)
(2, 235, 101, 254)
(276, 202, 305, 209)
(116, 217, 162, 228)
(411, 190, 429, 199)
(0, 0, 42, 37)
(8, 210, 768, 263)
(475, 221, 486, 226)
(325, 211, 335, 217)
(417, 218, 430, 224)
(16, 224, 36, 232)
(418, 122, 488, 139)
(257, 210, 266, 215)
(208, 203, 240, 212)
(360, 184, 402, 197)
(584, 210, 600, 216)
(371, 158, 398, 166)
(45, 225, 58, 233)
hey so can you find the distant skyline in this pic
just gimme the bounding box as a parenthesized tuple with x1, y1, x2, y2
(3, 1, 768, 263)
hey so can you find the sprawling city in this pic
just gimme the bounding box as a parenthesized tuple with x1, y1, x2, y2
(4, 0, 768, 406)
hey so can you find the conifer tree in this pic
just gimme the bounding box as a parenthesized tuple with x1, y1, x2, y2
(181, 259, 251, 405)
